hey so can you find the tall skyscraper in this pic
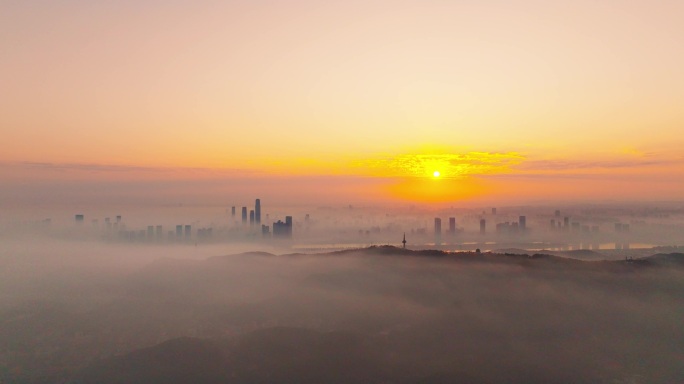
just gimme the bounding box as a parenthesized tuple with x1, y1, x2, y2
(184, 225, 191, 239)
(480, 219, 486, 234)
(434, 218, 442, 234)
(231, 206, 236, 217)
(449, 217, 456, 234)
(255, 199, 261, 225)
(242, 207, 247, 225)
(249, 210, 255, 226)
(519, 216, 526, 231)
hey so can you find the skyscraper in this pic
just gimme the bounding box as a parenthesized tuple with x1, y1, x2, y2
(242, 207, 247, 225)
(480, 219, 486, 234)
(249, 210, 255, 226)
(519, 216, 526, 231)
(231, 206, 236, 217)
(273, 216, 293, 238)
(255, 199, 261, 225)
(449, 217, 456, 235)
(434, 218, 442, 244)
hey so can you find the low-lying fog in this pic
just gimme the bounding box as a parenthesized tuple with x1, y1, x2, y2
(1, 239, 683, 383)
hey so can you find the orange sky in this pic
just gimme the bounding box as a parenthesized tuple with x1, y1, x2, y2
(2, 1, 683, 204)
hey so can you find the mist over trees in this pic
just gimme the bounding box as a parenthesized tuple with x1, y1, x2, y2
(1, 239, 683, 383)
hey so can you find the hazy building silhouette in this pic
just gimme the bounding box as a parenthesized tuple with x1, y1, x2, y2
(449, 217, 456, 235)
(249, 210, 255, 226)
(175, 225, 183, 239)
(147, 226, 154, 239)
(491, 208, 497, 215)
(75, 214, 84, 224)
(555, 210, 561, 217)
(184, 225, 191, 239)
(255, 199, 261, 225)
(241, 207, 247, 225)
(402, 233, 407, 248)
(519, 216, 526, 231)
(564, 217, 570, 229)
(155, 225, 162, 240)
(261, 224, 270, 236)
(434, 218, 442, 244)
(231, 206, 236, 217)
(480, 218, 486, 234)
(273, 216, 293, 238)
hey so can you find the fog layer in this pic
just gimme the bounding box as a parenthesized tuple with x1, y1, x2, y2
(1, 240, 683, 383)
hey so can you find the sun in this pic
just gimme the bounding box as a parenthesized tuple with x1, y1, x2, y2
(433, 170, 440, 178)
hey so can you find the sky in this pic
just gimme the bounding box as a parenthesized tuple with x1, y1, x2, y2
(2, 0, 684, 205)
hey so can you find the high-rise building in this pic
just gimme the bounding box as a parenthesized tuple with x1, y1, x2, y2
(249, 210, 255, 226)
(241, 207, 247, 225)
(480, 219, 486, 234)
(555, 210, 561, 218)
(519, 216, 526, 231)
(564, 217, 570, 228)
(175, 225, 183, 239)
(434, 218, 442, 244)
(184, 225, 191, 239)
(255, 199, 261, 225)
(273, 216, 293, 238)
(155, 225, 162, 240)
(231, 206, 236, 217)
(491, 208, 497, 215)
(449, 217, 456, 234)
(75, 214, 84, 224)
(261, 224, 270, 236)
(147, 226, 154, 239)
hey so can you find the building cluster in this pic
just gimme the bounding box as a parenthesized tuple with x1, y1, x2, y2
(67, 198, 296, 244)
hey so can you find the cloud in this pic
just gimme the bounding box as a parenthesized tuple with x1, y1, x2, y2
(513, 158, 679, 172)
(352, 152, 525, 178)
(1, 161, 261, 178)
